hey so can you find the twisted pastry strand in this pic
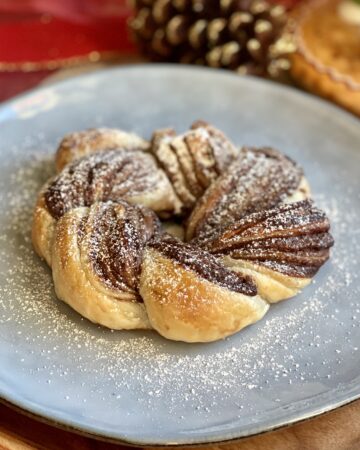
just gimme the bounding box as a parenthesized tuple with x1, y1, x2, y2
(55, 128, 149, 172)
(140, 234, 269, 343)
(199, 200, 334, 303)
(186, 146, 310, 242)
(52, 201, 160, 330)
(150, 121, 237, 213)
(33, 148, 177, 265)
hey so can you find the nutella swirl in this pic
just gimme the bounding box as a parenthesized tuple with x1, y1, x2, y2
(45, 148, 170, 220)
(148, 234, 257, 296)
(80, 201, 161, 298)
(201, 200, 334, 278)
(55, 128, 149, 172)
(186, 146, 304, 241)
(150, 121, 237, 213)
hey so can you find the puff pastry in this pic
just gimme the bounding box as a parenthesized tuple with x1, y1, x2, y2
(32, 123, 334, 342)
(200, 200, 334, 303)
(52, 201, 160, 330)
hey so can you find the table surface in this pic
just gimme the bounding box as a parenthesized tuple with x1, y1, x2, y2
(0, 62, 359, 450)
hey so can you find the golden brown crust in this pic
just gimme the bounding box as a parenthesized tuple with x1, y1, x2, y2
(222, 257, 311, 303)
(290, 0, 360, 117)
(32, 191, 56, 266)
(291, 52, 360, 117)
(140, 247, 269, 342)
(201, 200, 334, 302)
(52, 206, 152, 330)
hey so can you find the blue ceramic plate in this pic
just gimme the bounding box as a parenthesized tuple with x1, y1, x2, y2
(0, 65, 359, 445)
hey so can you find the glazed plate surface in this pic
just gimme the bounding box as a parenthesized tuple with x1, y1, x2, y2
(0, 65, 359, 445)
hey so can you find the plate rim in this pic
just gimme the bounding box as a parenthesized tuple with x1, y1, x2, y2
(1, 63, 359, 127)
(1, 388, 360, 447)
(0, 63, 359, 446)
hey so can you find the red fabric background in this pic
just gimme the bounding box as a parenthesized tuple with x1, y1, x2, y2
(0, 0, 135, 66)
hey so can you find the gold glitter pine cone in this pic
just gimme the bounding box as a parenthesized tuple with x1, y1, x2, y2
(129, 0, 296, 79)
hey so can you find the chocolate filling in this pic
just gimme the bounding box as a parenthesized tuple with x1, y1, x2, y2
(187, 146, 304, 241)
(45, 149, 162, 220)
(202, 200, 334, 278)
(148, 234, 257, 296)
(80, 201, 160, 299)
(150, 123, 237, 212)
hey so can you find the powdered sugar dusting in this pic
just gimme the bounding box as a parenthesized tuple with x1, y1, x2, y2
(82, 201, 159, 295)
(0, 133, 359, 433)
(203, 200, 334, 278)
(45, 148, 174, 220)
(187, 147, 305, 241)
(150, 122, 237, 212)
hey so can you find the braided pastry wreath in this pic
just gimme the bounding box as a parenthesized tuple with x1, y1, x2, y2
(32, 122, 334, 343)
